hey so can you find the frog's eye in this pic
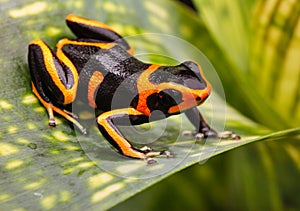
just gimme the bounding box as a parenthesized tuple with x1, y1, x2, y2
(158, 89, 183, 105)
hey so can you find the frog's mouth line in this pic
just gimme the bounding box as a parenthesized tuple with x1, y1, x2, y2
(167, 87, 210, 114)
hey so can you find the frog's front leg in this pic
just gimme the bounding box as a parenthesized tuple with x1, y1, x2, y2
(96, 108, 172, 164)
(184, 107, 240, 140)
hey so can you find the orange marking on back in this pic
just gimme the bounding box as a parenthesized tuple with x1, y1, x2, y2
(136, 64, 160, 116)
(56, 38, 116, 50)
(66, 14, 117, 33)
(88, 71, 104, 108)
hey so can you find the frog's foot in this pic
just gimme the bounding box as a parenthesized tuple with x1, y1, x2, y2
(47, 107, 87, 135)
(139, 146, 173, 164)
(48, 117, 56, 127)
(31, 83, 87, 135)
(182, 129, 240, 141)
(216, 131, 240, 140)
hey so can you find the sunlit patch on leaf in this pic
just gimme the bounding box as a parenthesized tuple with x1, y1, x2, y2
(7, 125, 18, 134)
(23, 178, 48, 190)
(33, 107, 45, 113)
(59, 190, 72, 203)
(17, 138, 30, 145)
(91, 183, 124, 203)
(22, 94, 38, 105)
(26, 122, 36, 130)
(5, 159, 24, 170)
(52, 131, 71, 142)
(0, 143, 19, 156)
(0, 100, 13, 109)
(8, 2, 48, 18)
(115, 163, 145, 175)
(45, 26, 62, 37)
(40, 194, 56, 210)
(63, 161, 95, 175)
(0, 194, 11, 202)
(87, 173, 114, 189)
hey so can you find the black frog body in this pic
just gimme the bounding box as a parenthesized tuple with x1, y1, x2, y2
(28, 14, 239, 163)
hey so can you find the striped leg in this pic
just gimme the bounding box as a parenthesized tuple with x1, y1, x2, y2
(28, 39, 86, 134)
(96, 108, 172, 164)
(66, 14, 134, 55)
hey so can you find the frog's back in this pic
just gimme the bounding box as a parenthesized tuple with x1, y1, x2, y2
(59, 40, 150, 111)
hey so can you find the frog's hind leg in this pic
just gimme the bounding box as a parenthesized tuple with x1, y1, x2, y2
(96, 108, 173, 164)
(65, 14, 134, 55)
(28, 39, 87, 134)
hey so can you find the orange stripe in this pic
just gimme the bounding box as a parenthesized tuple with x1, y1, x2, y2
(97, 108, 147, 159)
(136, 64, 160, 116)
(196, 62, 212, 96)
(127, 47, 134, 55)
(30, 39, 78, 105)
(56, 38, 116, 50)
(168, 63, 211, 113)
(136, 63, 212, 115)
(88, 71, 104, 108)
(66, 14, 117, 33)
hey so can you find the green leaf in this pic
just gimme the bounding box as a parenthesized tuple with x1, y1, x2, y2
(0, 0, 299, 210)
(251, 0, 300, 127)
(194, 0, 300, 129)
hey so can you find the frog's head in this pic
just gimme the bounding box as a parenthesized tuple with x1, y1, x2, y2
(163, 61, 212, 114)
(136, 62, 211, 116)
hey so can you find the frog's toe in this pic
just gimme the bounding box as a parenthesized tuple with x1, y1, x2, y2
(141, 148, 174, 163)
(218, 131, 240, 140)
(146, 157, 157, 165)
(195, 133, 205, 141)
(204, 130, 240, 140)
(145, 150, 174, 165)
(80, 127, 88, 135)
(160, 150, 174, 158)
(182, 129, 240, 141)
(48, 118, 56, 127)
(182, 129, 209, 140)
(140, 146, 172, 156)
(181, 130, 195, 136)
(139, 146, 153, 153)
(145, 149, 173, 158)
(182, 130, 205, 140)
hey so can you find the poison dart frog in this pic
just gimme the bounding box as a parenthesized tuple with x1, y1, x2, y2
(28, 14, 239, 164)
